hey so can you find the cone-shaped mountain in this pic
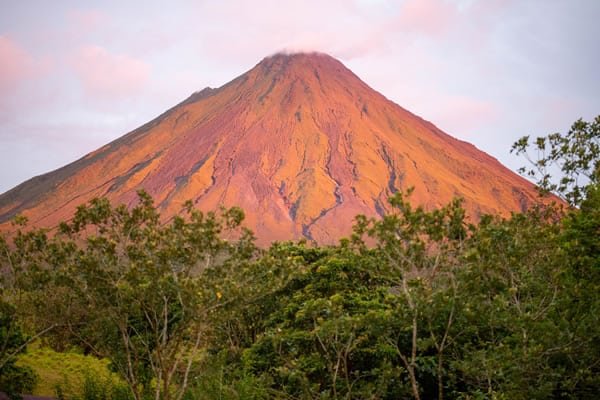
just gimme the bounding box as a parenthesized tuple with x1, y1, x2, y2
(0, 52, 543, 244)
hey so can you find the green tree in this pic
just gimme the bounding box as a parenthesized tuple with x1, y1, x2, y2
(241, 245, 404, 399)
(1, 219, 52, 399)
(0, 299, 37, 399)
(5, 191, 254, 400)
(511, 115, 600, 206)
(453, 209, 568, 398)
(357, 191, 466, 400)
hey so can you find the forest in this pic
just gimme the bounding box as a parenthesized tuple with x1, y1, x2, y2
(1, 117, 598, 399)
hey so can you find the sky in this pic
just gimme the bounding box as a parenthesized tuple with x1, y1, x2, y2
(0, 0, 599, 193)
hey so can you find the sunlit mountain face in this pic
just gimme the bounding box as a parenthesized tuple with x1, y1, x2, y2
(0, 53, 544, 244)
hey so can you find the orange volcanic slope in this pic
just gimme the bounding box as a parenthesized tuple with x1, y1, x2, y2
(0, 52, 543, 244)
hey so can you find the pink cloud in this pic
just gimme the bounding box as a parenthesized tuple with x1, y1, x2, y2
(396, 0, 459, 36)
(0, 35, 53, 121)
(72, 45, 150, 99)
(0, 36, 33, 92)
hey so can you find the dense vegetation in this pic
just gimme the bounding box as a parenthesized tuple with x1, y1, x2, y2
(1, 117, 599, 399)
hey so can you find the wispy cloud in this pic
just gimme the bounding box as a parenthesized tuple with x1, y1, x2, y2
(396, 0, 459, 36)
(71, 45, 150, 99)
(0, 34, 54, 123)
(0, 35, 34, 92)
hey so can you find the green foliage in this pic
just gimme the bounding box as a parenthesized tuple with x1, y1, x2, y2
(75, 373, 133, 400)
(203, 187, 599, 398)
(0, 299, 38, 399)
(49, 372, 131, 400)
(511, 115, 600, 205)
(183, 351, 269, 400)
(2, 190, 255, 400)
(453, 210, 565, 398)
(16, 343, 123, 398)
(241, 248, 402, 399)
(352, 190, 467, 400)
(4, 186, 599, 399)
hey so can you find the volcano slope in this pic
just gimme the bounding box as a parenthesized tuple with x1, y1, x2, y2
(0, 52, 544, 244)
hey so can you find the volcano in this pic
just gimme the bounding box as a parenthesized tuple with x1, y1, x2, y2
(0, 52, 543, 244)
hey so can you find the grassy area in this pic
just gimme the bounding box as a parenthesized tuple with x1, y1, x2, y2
(16, 343, 123, 398)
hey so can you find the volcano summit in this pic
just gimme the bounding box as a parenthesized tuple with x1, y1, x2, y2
(0, 52, 542, 243)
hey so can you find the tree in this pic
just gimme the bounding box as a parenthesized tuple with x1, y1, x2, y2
(1, 219, 51, 399)
(6, 191, 254, 400)
(0, 299, 37, 399)
(454, 209, 569, 398)
(514, 116, 600, 396)
(352, 190, 467, 400)
(511, 115, 600, 206)
(241, 245, 405, 399)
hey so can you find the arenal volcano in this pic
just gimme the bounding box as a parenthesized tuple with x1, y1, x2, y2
(0, 52, 543, 244)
